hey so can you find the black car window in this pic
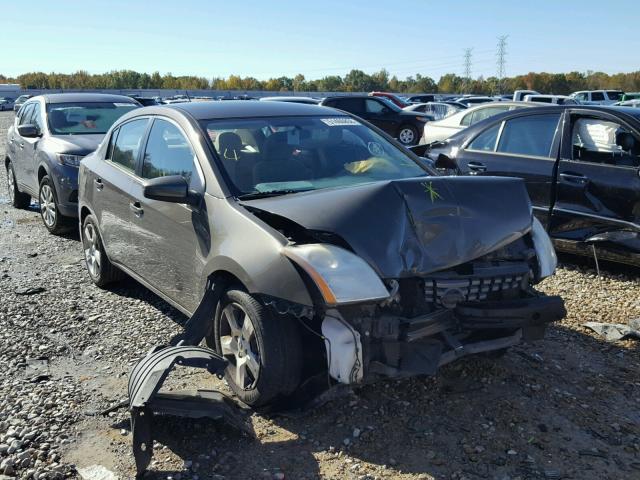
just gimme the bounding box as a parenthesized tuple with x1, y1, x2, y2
(142, 119, 195, 182)
(571, 116, 640, 167)
(591, 92, 605, 101)
(111, 119, 148, 172)
(365, 99, 386, 114)
(18, 103, 35, 126)
(467, 122, 501, 151)
(106, 128, 119, 160)
(497, 113, 560, 157)
(330, 98, 364, 113)
(606, 91, 623, 101)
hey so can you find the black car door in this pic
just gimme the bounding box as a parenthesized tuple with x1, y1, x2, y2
(126, 117, 206, 313)
(550, 109, 640, 244)
(455, 111, 562, 224)
(361, 98, 399, 135)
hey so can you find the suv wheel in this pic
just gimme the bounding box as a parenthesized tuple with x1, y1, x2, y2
(81, 214, 123, 287)
(208, 289, 303, 407)
(6, 161, 31, 209)
(397, 125, 418, 146)
(38, 175, 70, 234)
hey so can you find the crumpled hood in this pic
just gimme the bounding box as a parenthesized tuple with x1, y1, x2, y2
(241, 176, 533, 278)
(48, 134, 104, 154)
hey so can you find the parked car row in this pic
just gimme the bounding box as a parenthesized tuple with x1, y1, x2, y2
(5, 94, 566, 406)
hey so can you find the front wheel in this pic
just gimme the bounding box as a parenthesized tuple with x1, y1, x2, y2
(397, 125, 419, 146)
(208, 289, 303, 407)
(39, 175, 71, 234)
(6, 161, 31, 209)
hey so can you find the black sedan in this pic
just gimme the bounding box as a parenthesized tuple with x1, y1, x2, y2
(425, 105, 640, 266)
(320, 95, 433, 146)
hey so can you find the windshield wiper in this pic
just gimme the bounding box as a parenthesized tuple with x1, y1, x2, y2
(237, 189, 313, 200)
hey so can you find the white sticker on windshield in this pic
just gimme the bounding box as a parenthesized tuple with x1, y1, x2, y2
(367, 141, 385, 156)
(321, 117, 360, 126)
(114, 103, 134, 107)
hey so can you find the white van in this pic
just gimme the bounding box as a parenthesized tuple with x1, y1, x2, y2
(570, 90, 624, 105)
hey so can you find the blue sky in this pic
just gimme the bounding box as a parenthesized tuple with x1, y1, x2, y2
(1, 0, 636, 80)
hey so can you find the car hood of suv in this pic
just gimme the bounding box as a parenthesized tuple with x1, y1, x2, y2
(241, 176, 533, 278)
(49, 134, 105, 154)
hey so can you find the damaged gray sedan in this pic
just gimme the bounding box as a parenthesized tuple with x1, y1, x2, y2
(78, 101, 565, 406)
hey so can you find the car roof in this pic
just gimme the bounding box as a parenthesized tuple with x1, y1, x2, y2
(38, 93, 138, 104)
(168, 99, 340, 120)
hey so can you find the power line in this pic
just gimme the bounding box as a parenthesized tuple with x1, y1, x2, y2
(463, 48, 473, 93)
(496, 35, 508, 93)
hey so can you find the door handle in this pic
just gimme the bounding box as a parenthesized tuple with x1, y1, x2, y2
(467, 161, 487, 173)
(94, 178, 104, 191)
(559, 172, 589, 185)
(130, 201, 144, 217)
(19, 142, 24, 149)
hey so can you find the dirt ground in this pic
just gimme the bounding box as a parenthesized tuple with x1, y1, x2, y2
(0, 110, 639, 480)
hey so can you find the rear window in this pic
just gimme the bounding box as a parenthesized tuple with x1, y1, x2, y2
(46, 102, 138, 135)
(497, 114, 560, 157)
(606, 91, 623, 101)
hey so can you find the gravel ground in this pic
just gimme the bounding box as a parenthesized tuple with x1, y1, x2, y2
(0, 109, 639, 480)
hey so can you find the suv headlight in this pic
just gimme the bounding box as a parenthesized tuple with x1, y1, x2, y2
(56, 154, 84, 167)
(531, 217, 557, 280)
(283, 244, 389, 306)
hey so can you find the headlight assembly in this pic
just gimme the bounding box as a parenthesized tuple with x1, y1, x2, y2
(283, 244, 389, 305)
(56, 154, 84, 167)
(531, 217, 557, 281)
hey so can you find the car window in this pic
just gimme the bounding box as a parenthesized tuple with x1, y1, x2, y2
(46, 102, 138, 135)
(497, 113, 560, 157)
(202, 115, 428, 195)
(467, 123, 501, 151)
(142, 119, 195, 182)
(106, 128, 119, 160)
(470, 106, 508, 125)
(30, 104, 44, 132)
(460, 111, 474, 127)
(606, 91, 623, 101)
(591, 92, 605, 101)
(18, 103, 35, 126)
(331, 98, 364, 113)
(111, 119, 149, 172)
(575, 93, 587, 101)
(571, 116, 640, 167)
(365, 99, 386, 114)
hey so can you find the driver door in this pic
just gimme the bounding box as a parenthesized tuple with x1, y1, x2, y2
(550, 110, 640, 242)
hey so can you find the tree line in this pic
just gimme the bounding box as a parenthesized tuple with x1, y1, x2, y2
(2, 69, 639, 95)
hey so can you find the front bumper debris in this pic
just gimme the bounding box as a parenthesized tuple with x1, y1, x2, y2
(323, 295, 566, 383)
(128, 345, 251, 478)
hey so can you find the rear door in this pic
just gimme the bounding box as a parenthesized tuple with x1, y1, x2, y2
(550, 109, 640, 243)
(455, 111, 562, 223)
(23, 100, 46, 192)
(126, 117, 206, 313)
(93, 118, 150, 266)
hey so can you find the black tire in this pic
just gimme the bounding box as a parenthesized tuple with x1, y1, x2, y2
(207, 289, 303, 407)
(397, 124, 419, 146)
(81, 214, 123, 287)
(5, 161, 31, 209)
(38, 175, 72, 234)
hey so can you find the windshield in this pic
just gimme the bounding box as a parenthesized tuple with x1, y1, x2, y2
(201, 115, 429, 196)
(46, 102, 138, 135)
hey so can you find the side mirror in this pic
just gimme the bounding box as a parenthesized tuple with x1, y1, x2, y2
(143, 175, 199, 205)
(434, 154, 458, 170)
(381, 107, 390, 114)
(17, 124, 41, 138)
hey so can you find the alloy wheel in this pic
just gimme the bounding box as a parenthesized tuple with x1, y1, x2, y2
(219, 302, 261, 390)
(7, 166, 15, 203)
(399, 128, 415, 145)
(39, 184, 56, 227)
(83, 223, 102, 279)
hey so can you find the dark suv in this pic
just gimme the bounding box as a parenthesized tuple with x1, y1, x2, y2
(5, 93, 138, 233)
(320, 95, 432, 146)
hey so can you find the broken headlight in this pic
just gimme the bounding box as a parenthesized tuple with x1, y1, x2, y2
(531, 217, 557, 281)
(283, 244, 389, 306)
